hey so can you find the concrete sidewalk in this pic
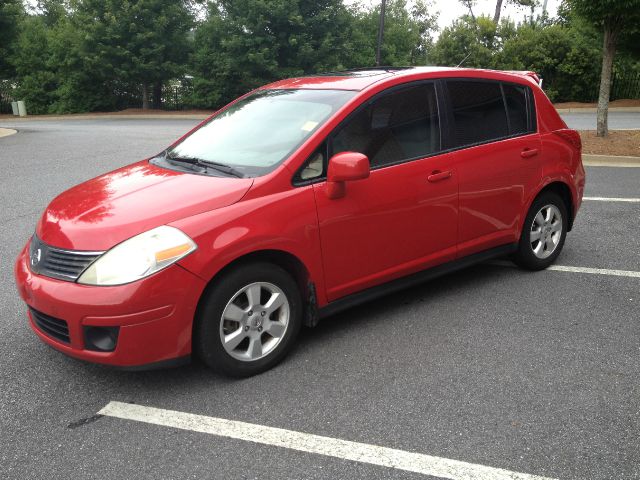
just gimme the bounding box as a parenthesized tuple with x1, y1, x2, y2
(0, 113, 210, 121)
(583, 154, 640, 167)
(556, 107, 640, 113)
(0, 106, 638, 121)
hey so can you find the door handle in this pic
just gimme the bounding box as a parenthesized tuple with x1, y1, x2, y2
(520, 148, 539, 158)
(427, 170, 452, 183)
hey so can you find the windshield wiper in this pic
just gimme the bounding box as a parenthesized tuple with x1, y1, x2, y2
(165, 154, 245, 178)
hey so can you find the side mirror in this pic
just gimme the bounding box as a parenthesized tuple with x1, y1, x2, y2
(326, 152, 370, 199)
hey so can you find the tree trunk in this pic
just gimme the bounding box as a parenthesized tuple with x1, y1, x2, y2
(375, 0, 386, 66)
(462, 0, 476, 23)
(596, 24, 618, 137)
(493, 0, 503, 24)
(142, 83, 150, 110)
(153, 81, 162, 109)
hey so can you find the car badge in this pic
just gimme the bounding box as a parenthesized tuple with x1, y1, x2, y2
(31, 248, 42, 267)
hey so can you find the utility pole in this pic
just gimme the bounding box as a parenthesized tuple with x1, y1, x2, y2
(375, 0, 387, 66)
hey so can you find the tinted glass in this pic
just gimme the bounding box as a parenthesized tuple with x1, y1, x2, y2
(447, 80, 509, 147)
(332, 83, 440, 168)
(503, 83, 529, 135)
(166, 89, 355, 177)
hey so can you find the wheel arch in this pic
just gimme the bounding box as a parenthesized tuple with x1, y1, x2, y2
(193, 249, 319, 335)
(527, 180, 575, 232)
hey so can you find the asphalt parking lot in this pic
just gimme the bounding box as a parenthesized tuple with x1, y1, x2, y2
(0, 118, 638, 480)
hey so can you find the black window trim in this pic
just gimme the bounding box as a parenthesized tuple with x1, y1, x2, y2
(292, 79, 443, 187)
(291, 76, 538, 187)
(439, 77, 538, 154)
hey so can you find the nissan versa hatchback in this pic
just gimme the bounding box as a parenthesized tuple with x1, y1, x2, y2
(15, 67, 585, 376)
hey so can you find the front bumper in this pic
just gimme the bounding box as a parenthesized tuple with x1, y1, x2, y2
(14, 242, 207, 368)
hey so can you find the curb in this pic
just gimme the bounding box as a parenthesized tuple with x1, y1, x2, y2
(556, 107, 640, 113)
(0, 127, 17, 138)
(0, 114, 210, 121)
(583, 154, 640, 167)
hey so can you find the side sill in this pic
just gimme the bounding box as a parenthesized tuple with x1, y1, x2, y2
(317, 243, 518, 320)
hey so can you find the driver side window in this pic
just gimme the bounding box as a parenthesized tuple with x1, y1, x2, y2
(331, 83, 440, 169)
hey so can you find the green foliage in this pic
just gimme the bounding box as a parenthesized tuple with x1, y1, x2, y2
(498, 20, 602, 101)
(430, 16, 516, 69)
(348, 0, 438, 67)
(188, 0, 438, 109)
(430, 13, 605, 102)
(12, 15, 59, 113)
(0, 0, 25, 79)
(565, 0, 640, 29)
(3, 0, 638, 113)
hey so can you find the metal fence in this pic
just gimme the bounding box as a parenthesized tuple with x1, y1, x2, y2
(112, 81, 195, 111)
(611, 70, 640, 101)
(586, 70, 640, 102)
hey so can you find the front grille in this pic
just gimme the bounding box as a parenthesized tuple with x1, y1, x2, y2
(29, 235, 102, 282)
(29, 308, 70, 344)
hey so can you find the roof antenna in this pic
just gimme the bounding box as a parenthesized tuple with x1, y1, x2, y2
(456, 52, 472, 67)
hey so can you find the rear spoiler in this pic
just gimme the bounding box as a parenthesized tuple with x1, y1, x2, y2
(505, 71, 543, 88)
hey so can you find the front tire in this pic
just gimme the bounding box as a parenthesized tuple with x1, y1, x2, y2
(513, 192, 568, 271)
(194, 262, 302, 377)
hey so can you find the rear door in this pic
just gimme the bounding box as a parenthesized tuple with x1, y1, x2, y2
(443, 79, 542, 257)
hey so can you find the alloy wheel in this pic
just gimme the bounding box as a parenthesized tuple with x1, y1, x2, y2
(219, 282, 290, 362)
(530, 204, 563, 259)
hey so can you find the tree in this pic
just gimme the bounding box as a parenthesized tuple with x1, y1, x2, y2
(430, 16, 515, 68)
(190, 0, 356, 107)
(189, 0, 437, 109)
(498, 22, 601, 102)
(69, 0, 193, 110)
(566, 0, 640, 136)
(0, 0, 25, 80)
(458, 0, 476, 22)
(351, 0, 438, 67)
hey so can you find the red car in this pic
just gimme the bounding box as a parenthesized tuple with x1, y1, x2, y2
(15, 67, 585, 376)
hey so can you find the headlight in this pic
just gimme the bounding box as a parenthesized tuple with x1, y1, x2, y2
(78, 226, 196, 286)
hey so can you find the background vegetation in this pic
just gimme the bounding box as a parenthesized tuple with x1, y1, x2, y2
(0, 0, 639, 115)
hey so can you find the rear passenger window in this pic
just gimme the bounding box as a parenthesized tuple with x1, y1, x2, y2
(502, 83, 529, 135)
(447, 80, 509, 147)
(332, 83, 440, 169)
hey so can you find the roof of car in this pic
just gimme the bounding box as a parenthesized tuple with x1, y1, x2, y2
(265, 66, 540, 91)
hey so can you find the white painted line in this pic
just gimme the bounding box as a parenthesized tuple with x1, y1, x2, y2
(99, 401, 556, 480)
(490, 260, 640, 278)
(583, 197, 640, 202)
(547, 265, 640, 278)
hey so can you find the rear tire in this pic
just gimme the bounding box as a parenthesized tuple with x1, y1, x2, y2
(194, 262, 302, 377)
(513, 192, 568, 271)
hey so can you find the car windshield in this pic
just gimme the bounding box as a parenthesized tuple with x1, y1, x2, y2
(163, 89, 356, 177)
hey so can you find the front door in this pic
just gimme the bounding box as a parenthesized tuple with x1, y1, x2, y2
(311, 82, 459, 302)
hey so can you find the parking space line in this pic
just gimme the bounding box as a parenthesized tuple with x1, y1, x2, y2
(583, 197, 640, 202)
(546, 265, 640, 278)
(99, 401, 555, 480)
(491, 260, 640, 278)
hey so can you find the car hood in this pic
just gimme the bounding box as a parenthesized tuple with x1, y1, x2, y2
(36, 160, 253, 250)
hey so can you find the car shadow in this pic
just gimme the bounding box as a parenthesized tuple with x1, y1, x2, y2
(63, 261, 520, 394)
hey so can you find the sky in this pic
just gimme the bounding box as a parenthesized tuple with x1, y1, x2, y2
(435, 0, 560, 30)
(348, 0, 561, 32)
